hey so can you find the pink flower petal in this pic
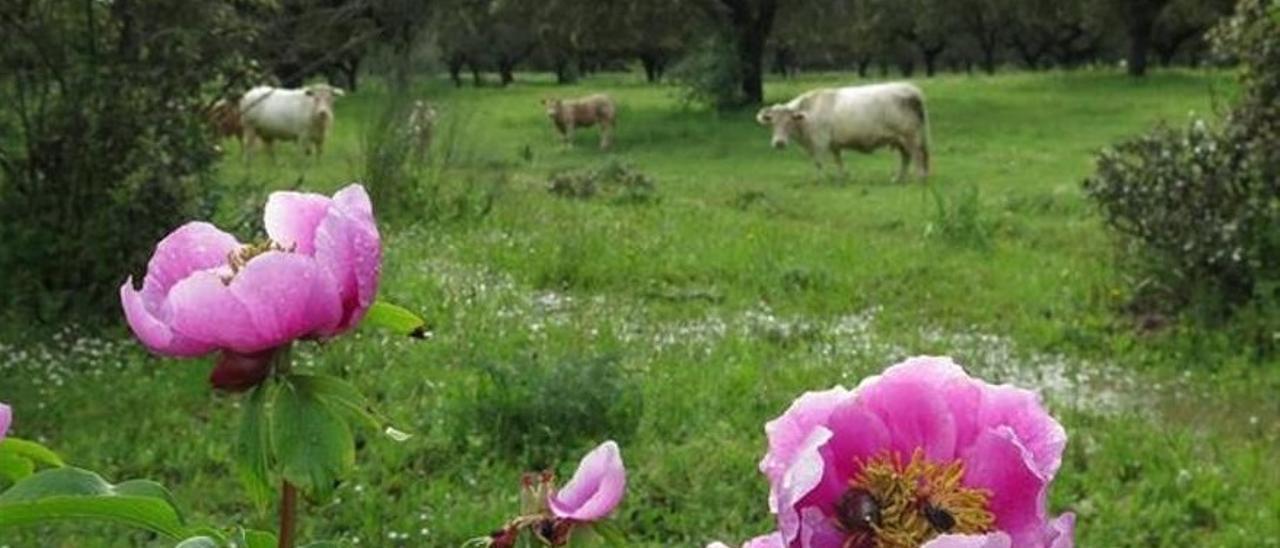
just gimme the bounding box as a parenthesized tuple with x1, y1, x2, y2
(706, 532, 785, 548)
(743, 532, 785, 548)
(225, 252, 342, 344)
(759, 387, 850, 486)
(961, 427, 1049, 547)
(921, 533, 1013, 548)
(773, 427, 834, 545)
(0, 402, 11, 440)
(824, 400, 891, 480)
(312, 185, 381, 334)
(137, 222, 241, 312)
(167, 252, 342, 353)
(975, 385, 1067, 481)
(1049, 512, 1075, 548)
(549, 440, 626, 522)
(264, 191, 333, 255)
(855, 373, 958, 463)
(799, 506, 844, 548)
(121, 279, 218, 357)
(165, 270, 264, 352)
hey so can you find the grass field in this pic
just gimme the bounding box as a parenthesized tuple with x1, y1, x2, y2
(2, 69, 1278, 547)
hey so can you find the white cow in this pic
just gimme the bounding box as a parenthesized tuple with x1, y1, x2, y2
(756, 82, 930, 182)
(239, 84, 344, 157)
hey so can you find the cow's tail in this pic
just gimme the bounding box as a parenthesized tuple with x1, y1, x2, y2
(904, 93, 931, 177)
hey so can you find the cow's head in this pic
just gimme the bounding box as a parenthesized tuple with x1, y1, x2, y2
(541, 98, 563, 118)
(756, 105, 806, 149)
(304, 84, 345, 118)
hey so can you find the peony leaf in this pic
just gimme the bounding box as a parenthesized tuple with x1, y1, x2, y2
(234, 527, 278, 548)
(287, 373, 409, 442)
(0, 438, 65, 468)
(0, 452, 35, 484)
(362, 300, 429, 338)
(270, 377, 354, 502)
(0, 467, 191, 539)
(234, 382, 274, 509)
(174, 536, 220, 548)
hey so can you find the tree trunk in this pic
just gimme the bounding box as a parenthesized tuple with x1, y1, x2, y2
(498, 59, 515, 86)
(470, 65, 484, 87)
(717, 0, 778, 105)
(922, 45, 945, 77)
(856, 58, 871, 78)
(1125, 0, 1169, 77)
(980, 40, 997, 74)
(448, 58, 464, 87)
(640, 53, 660, 82)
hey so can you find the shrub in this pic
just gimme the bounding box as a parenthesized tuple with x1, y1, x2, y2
(362, 99, 503, 225)
(1083, 0, 1280, 320)
(924, 185, 995, 251)
(0, 0, 261, 320)
(669, 35, 745, 110)
(546, 161, 659, 205)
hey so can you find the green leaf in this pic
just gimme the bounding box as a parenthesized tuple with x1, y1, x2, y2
(174, 536, 220, 548)
(0, 452, 35, 483)
(565, 524, 605, 547)
(362, 300, 428, 338)
(235, 382, 274, 508)
(234, 527, 278, 548)
(270, 378, 355, 501)
(299, 542, 345, 548)
(0, 467, 191, 539)
(0, 437, 66, 467)
(288, 374, 409, 442)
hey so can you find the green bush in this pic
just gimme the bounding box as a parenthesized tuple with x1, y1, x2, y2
(669, 35, 745, 110)
(546, 160, 659, 205)
(0, 0, 261, 320)
(1083, 0, 1280, 319)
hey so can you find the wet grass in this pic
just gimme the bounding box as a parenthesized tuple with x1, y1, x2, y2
(2, 69, 1278, 547)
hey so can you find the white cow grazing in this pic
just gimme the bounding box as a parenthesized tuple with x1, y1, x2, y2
(239, 84, 344, 157)
(756, 82, 930, 182)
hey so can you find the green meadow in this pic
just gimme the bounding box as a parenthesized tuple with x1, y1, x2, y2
(3, 69, 1278, 547)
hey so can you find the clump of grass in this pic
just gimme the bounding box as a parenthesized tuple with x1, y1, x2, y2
(546, 160, 658, 205)
(924, 185, 995, 250)
(446, 354, 642, 468)
(363, 98, 502, 225)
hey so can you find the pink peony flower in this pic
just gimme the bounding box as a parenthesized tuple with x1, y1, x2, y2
(549, 440, 627, 522)
(0, 402, 10, 441)
(120, 184, 380, 389)
(760, 356, 1073, 548)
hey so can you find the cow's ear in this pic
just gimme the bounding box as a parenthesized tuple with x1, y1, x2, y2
(791, 112, 806, 121)
(755, 108, 772, 125)
(333, 87, 345, 97)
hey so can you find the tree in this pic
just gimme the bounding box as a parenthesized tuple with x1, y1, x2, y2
(1151, 0, 1235, 66)
(953, 0, 1011, 74)
(696, 0, 780, 105)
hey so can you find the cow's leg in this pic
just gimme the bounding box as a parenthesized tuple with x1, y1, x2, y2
(600, 121, 613, 150)
(829, 147, 847, 178)
(916, 137, 931, 179)
(894, 144, 911, 183)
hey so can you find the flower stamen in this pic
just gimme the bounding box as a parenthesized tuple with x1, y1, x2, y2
(221, 239, 296, 284)
(839, 449, 994, 548)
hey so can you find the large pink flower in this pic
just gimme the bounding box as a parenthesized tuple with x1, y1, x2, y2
(760, 357, 1073, 548)
(120, 185, 380, 387)
(0, 402, 10, 441)
(549, 440, 627, 522)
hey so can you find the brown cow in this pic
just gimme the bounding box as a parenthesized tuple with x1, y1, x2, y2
(542, 94, 616, 150)
(208, 98, 243, 148)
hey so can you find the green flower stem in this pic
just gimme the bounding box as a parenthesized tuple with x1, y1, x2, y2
(278, 480, 297, 548)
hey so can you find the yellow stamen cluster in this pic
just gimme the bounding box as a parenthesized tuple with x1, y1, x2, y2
(848, 448, 994, 548)
(221, 240, 295, 284)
